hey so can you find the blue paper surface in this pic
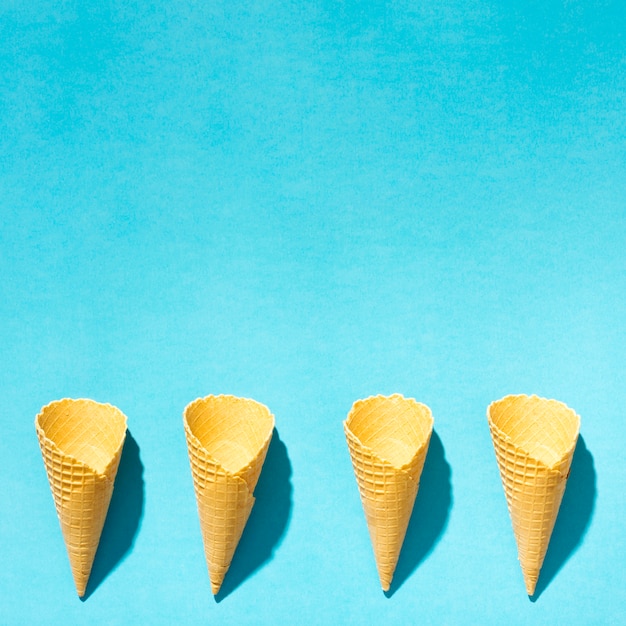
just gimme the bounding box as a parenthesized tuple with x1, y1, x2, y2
(1, 2, 625, 623)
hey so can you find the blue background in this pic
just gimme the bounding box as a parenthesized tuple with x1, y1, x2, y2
(1, 1, 625, 624)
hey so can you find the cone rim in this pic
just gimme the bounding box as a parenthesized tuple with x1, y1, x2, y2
(183, 394, 275, 481)
(344, 393, 433, 472)
(35, 397, 128, 478)
(487, 393, 580, 472)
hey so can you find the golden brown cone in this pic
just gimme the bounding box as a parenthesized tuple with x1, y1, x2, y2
(183, 395, 274, 594)
(344, 394, 433, 591)
(487, 394, 580, 595)
(35, 398, 127, 597)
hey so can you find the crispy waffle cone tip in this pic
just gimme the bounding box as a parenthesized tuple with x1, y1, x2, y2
(344, 394, 433, 591)
(183, 395, 275, 594)
(487, 394, 580, 595)
(35, 399, 127, 597)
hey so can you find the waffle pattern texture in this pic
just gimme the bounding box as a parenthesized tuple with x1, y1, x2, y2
(344, 394, 433, 591)
(183, 395, 274, 594)
(487, 394, 580, 595)
(35, 399, 127, 597)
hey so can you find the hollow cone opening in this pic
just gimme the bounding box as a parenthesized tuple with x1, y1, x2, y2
(345, 394, 433, 472)
(488, 395, 579, 468)
(184, 395, 274, 491)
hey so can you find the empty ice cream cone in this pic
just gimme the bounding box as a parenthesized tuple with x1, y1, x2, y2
(183, 395, 274, 594)
(35, 398, 127, 597)
(487, 394, 580, 596)
(344, 394, 433, 591)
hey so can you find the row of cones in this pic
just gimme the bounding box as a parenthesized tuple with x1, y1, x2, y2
(35, 393, 580, 598)
(345, 393, 580, 595)
(34, 395, 274, 597)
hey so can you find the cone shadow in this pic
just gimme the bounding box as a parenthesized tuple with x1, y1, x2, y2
(385, 430, 452, 597)
(215, 428, 293, 602)
(82, 430, 145, 600)
(530, 434, 596, 601)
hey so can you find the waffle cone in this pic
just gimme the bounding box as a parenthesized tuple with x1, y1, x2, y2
(35, 399, 127, 597)
(487, 394, 580, 595)
(344, 394, 433, 591)
(183, 395, 274, 594)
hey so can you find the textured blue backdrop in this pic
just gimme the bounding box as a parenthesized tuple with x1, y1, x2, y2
(1, 1, 624, 624)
